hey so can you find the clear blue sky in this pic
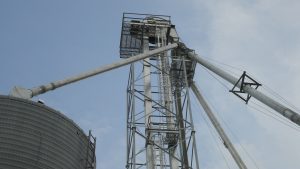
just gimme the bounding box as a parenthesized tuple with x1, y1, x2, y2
(1, 1, 300, 169)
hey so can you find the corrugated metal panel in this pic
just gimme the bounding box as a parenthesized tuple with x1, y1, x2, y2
(0, 95, 95, 169)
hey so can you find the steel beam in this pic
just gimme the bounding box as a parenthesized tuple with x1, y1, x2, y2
(182, 57, 200, 169)
(188, 53, 300, 126)
(10, 43, 178, 99)
(191, 82, 247, 169)
(174, 88, 189, 169)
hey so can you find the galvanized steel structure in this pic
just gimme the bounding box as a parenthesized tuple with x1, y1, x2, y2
(121, 13, 199, 169)
(3, 12, 300, 169)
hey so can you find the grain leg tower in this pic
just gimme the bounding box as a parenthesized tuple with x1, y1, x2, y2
(120, 13, 199, 169)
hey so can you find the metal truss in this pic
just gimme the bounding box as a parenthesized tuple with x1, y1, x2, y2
(122, 13, 199, 169)
(125, 57, 199, 169)
(230, 71, 261, 104)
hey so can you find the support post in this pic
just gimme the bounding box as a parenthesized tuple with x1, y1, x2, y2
(174, 88, 189, 169)
(182, 57, 200, 169)
(191, 82, 248, 169)
(131, 64, 136, 169)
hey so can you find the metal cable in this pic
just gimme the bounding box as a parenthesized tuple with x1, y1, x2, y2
(200, 56, 300, 114)
(200, 56, 244, 72)
(262, 85, 300, 113)
(202, 59, 300, 133)
(190, 94, 232, 169)
(202, 67, 231, 90)
(244, 72, 300, 113)
(199, 56, 244, 77)
(249, 100, 300, 132)
(193, 82, 261, 169)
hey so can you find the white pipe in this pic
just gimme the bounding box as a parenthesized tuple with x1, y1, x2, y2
(191, 82, 247, 169)
(10, 43, 178, 99)
(189, 53, 300, 126)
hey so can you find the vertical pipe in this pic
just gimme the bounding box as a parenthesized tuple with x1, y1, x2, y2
(143, 36, 155, 169)
(160, 30, 178, 169)
(157, 35, 165, 169)
(191, 82, 248, 169)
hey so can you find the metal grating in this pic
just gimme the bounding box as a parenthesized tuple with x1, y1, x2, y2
(120, 13, 171, 58)
(171, 49, 197, 88)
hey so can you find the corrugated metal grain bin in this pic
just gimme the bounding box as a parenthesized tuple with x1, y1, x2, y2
(0, 95, 96, 169)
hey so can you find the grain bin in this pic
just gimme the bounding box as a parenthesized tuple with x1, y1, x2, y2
(0, 95, 96, 169)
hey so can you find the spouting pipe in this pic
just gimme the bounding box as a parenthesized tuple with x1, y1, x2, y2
(191, 82, 248, 169)
(188, 52, 300, 126)
(10, 43, 178, 99)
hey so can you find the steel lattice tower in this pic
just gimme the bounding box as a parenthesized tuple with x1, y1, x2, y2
(120, 13, 199, 169)
(7, 11, 300, 169)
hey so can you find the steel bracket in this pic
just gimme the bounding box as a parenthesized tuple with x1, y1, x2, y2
(230, 71, 261, 104)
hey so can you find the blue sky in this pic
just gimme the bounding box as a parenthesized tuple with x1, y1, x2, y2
(1, 1, 300, 169)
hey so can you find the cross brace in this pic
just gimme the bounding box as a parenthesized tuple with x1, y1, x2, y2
(230, 71, 261, 104)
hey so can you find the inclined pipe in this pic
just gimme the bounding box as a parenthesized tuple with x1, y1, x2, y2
(191, 82, 247, 169)
(11, 43, 178, 99)
(188, 53, 300, 126)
